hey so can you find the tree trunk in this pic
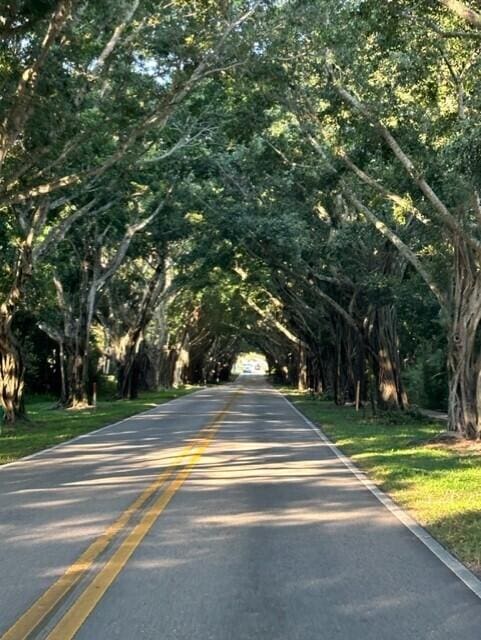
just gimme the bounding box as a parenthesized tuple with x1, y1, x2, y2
(173, 347, 189, 387)
(0, 311, 26, 426)
(63, 250, 95, 408)
(66, 351, 89, 407)
(65, 319, 90, 408)
(370, 306, 408, 410)
(447, 243, 481, 438)
(116, 259, 167, 398)
(172, 329, 190, 388)
(0, 219, 39, 424)
(334, 325, 345, 405)
(58, 341, 67, 405)
(297, 342, 308, 391)
(118, 328, 143, 399)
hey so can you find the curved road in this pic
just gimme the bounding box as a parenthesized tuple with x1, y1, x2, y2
(1, 376, 480, 639)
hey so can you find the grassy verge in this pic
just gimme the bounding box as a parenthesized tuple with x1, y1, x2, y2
(0, 387, 199, 466)
(285, 391, 481, 575)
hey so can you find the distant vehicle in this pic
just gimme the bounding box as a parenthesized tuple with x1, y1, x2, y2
(254, 363, 261, 371)
(242, 365, 253, 373)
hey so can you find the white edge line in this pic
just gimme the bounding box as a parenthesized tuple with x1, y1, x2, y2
(277, 389, 481, 602)
(0, 386, 214, 471)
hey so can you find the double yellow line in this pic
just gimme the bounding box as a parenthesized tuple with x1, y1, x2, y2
(2, 390, 239, 640)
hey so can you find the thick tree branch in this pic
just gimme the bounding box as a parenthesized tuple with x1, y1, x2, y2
(234, 266, 306, 346)
(96, 210, 158, 289)
(336, 150, 429, 224)
(90, 0, 140, 74)
(438, 0, 481, 28)
(0, 0, 73, 170)
(2, 5, 261, 208)
(345, 190, 449, 309)
(332, 83, 440, 202)
(32, 198, 109, 264)
(328, 70, 481, 255)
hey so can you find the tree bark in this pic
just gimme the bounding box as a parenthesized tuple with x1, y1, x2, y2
(0, 312, 26, 426)
(447, 242, 481, 437)
(297, 343, 308, 391)
(0, 208, 43, 424)
(117, 259, 166, 399)
(58, 341, 67, 405)
(65, 327, 90, 408)
(438, 0, 481, 28)
(172, 336, 190, 388)
(370, 306, 408, 410)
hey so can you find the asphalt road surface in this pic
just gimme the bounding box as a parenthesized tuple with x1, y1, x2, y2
(1, 376, 481, 639)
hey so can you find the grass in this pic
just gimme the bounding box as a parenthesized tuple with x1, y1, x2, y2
(0, 387, 199, 466)
(285, 391, 481, 575)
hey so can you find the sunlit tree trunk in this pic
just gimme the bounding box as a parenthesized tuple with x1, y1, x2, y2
(172, 331, 190, 388)
(0, 311, 26, 426)
(370, 306, 408, 410)
(68, 354, 89, 407)
(65, 333, 90, 407)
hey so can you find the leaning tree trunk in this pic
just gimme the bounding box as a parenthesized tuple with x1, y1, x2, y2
(447, 243, 481, 438)
(0, 309, 26, 426)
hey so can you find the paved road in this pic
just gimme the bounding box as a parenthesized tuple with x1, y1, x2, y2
(1, 377, 480, 639)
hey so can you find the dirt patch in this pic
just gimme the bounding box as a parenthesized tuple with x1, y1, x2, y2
(425, 435, 481, 455)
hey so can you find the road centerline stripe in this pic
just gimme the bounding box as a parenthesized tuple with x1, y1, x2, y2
(1, 467, 175, 640)
(44, 391, 239, 640)
(0, 389, 239, 640)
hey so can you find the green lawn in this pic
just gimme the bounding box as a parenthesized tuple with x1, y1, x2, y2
(0, 387, 199, 466)
(285, 393, 481, 575)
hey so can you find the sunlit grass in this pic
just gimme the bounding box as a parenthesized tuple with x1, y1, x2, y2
(0, 387, 199, 466)
(285, 392, 481, 574)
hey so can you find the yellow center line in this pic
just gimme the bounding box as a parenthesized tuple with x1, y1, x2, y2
(1, 467, 175, 640)
(1, 390, 239, 640)
(45, 391, 239, 640)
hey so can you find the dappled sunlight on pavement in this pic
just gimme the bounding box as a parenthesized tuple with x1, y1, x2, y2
(0, 377, 480, 640)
